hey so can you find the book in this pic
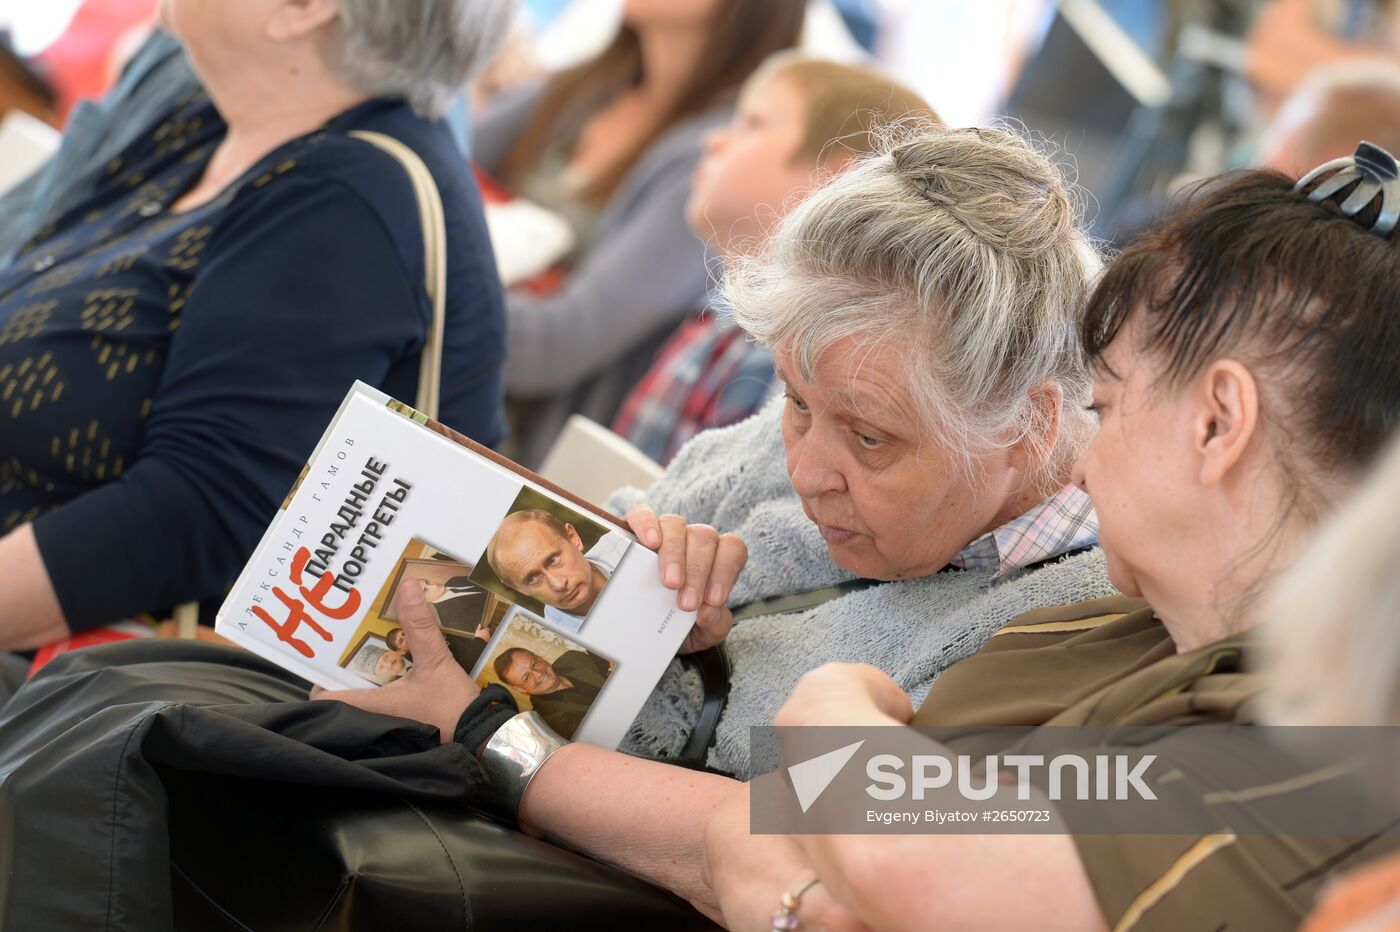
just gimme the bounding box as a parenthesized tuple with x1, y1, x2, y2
(216, 382, 694, 748)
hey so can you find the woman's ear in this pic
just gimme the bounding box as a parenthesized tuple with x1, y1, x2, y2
(1195, 359, 1260, 486)
(1008, 380, 1064, 475)
(266, 0, 340, 42)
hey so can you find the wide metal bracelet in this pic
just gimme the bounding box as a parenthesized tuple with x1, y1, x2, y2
(476, 710, 568, 820)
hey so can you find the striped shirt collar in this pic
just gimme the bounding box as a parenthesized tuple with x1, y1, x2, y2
(948, 484, 1098, 582)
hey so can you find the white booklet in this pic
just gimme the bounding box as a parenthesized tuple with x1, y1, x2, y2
(216, 382, 693, 749)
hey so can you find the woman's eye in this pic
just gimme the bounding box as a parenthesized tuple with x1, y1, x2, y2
(855, 433, 884, 450)
(1085, 403, 1103, 419)
(785, 392, 809, 413)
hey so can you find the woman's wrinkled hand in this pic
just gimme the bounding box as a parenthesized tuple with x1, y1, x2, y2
(626, 504, 747, 654)
(703, 783, 871, 932)
(775, 663, 914, 729)
(312, 578, 480, 743)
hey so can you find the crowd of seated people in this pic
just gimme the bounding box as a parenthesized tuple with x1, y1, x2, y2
(302, 116, 1107, 919)
(1, 0, 1400, 929)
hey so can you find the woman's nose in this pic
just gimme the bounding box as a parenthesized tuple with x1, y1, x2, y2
(1070, 451, 1088, 491)
(787, 431, 846, 498)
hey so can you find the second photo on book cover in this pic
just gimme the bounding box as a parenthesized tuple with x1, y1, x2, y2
(338, 537, 510, 684)
(476, 611, 618, 740)
(468, 487, 633, 636)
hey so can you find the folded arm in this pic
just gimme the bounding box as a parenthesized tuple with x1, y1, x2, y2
(765, 664, 1107, 932)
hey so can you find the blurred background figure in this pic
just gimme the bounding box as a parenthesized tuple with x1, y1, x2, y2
(0, 29, 196, 264)
(612, 53, 935, 464)
(11, 0, 1400, 236)
(15, 0, 158, 123)
(1255, 58, 1400, 173)
(1245, 0, 1400, 114)
(1264, 434, 1400, 931)
(473, 0, 871, 104)
(472, 0, 808, 467)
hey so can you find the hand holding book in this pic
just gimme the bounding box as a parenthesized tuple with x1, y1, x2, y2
(623, 504, 748, 655)
(311, 507, 751, 743)
(313, 578, 481, 743)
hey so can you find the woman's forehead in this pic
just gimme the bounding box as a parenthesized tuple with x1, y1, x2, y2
(1092, 322, 1156, 388)
(777, 339, 915, 420)
(747, 72, 805, 115)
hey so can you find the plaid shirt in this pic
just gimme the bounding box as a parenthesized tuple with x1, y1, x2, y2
(948, 484, 1098, 582)
(612, 311, 777, 465)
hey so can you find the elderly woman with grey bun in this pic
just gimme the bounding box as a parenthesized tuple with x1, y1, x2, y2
(0, 0, 514, 651)
(325, 123, 1117, 919)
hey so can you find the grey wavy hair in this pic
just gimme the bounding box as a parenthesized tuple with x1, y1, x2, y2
(326, 0, 518, 118)
(721, 122, 1103, 483)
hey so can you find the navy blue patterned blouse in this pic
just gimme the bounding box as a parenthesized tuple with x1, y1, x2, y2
(0, 95, 507, 630)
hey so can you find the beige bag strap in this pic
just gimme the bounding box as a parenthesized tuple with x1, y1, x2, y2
(173, 131, 448, 640)
(350, 129, 448, 420)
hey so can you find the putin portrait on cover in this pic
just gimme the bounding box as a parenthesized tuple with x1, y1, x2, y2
(485, 510, 629, 634)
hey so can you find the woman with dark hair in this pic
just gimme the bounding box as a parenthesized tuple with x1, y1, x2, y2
(702, 146, 1400, 930)
(472, 0, 807, 464)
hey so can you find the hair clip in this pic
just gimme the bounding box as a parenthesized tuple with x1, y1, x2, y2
(1294, 140, 1399, 239)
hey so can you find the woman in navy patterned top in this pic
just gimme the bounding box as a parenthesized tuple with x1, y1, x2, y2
(0, 0, 514, 649)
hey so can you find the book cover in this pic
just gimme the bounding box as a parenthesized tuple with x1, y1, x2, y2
(216, 382, 692, 748)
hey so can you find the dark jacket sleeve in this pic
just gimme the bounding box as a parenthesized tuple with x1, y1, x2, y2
(502, 149, 712, 398)
(32, 174, 424, 629)
(473, 84, 720, 399)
